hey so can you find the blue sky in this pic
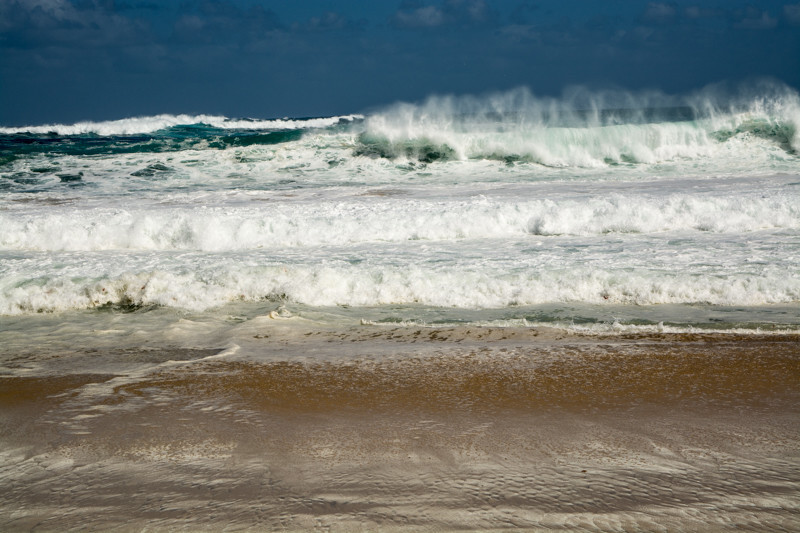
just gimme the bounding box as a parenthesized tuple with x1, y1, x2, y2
(1, 0, 799, 124)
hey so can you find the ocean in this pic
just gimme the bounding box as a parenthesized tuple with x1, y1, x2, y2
(1, 85, 799, 531)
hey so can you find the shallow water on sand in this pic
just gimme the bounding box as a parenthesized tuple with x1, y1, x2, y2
(2, 88, 800, 530)
(1, 321, 798, 532)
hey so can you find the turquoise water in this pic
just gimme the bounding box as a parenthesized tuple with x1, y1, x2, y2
(1, 86, 799, 333)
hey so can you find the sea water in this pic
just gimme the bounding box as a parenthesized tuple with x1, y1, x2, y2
(2, 85, 800, 532)
(1, 85, 799, 341)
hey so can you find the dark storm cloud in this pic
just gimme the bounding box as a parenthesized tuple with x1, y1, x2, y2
(733, 7, 778, 30)
(391, 0, 495, 29)
(633, 3, 790, 30)
(0, 0, 151, 48)
(300, 11, 365, 33)
(507, 2, 539, 25)
(172, 1, 283, 44)
(682, 5, 723, 19)
(1, 0, 799, 125)
(115, 2, 161, 11)
(786, 3, 800, 25)
(641, 2, 678, 24)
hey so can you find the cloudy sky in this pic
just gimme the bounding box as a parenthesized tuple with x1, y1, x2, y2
(1, 0, 799, 125)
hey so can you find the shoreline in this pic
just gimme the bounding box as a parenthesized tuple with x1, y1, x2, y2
(1, 327, 798, 531)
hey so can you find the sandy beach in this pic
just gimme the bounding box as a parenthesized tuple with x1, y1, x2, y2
(1, 325, 798, 531)
(3, 2, 800, 531)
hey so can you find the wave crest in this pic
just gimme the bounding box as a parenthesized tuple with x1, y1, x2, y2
(0, 114, 363, 136)
(2, 193, 797, 251)
(358, 83, 800, 166)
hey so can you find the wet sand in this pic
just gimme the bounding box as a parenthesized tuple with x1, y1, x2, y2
(1, 327, 799, 531)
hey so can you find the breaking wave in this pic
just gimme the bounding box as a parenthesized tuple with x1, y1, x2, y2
(1, 194, 798, 251)
(2, 260, 799, 315)
(357, 83, 800, 166)
(1, 82, 798, 169)
(1, 82, 799, 323)
(0, 114, 363, 136)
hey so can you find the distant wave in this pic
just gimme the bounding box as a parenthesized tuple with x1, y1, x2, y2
(0, 114, 364, 136)
(1, 84, 798, 170)
(1, 83, 799, 319)
(358, 84, 800, 165)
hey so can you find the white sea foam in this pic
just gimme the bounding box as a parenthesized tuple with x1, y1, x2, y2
(361, 114, 796, 167)
(1, 193, 797, 251)
(361, 84, 800, 165)
(0, 114, 363, 136)
(1, 85, 799, 327)
(460, 318, 800, 335)
(2, 257, 798, 315)
(359, 316, 800, 335)
(541, 321, 800, 335)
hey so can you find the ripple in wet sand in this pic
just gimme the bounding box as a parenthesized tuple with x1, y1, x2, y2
(0, 332, 798, 531)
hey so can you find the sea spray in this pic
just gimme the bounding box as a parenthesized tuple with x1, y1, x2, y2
(1, 83, 798, 328)
(360, 83, 800, 165)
